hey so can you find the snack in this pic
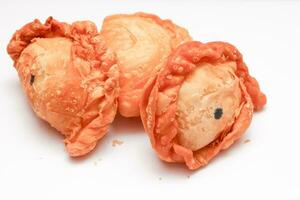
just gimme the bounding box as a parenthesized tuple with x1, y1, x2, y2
(7, 17, 119, 157)
(101, 12, 192, 117)
(140, 41, 266, 169)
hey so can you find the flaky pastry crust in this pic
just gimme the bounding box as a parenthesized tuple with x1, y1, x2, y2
(7, 17, 119, 157)
(140, 41, 266, 169)
(101, 12, 192, 117)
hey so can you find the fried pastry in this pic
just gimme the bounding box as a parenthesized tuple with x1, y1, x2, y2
(7, 17, 119, 157)
(140, 41, 266, 169)
(101, 12, 192, 117)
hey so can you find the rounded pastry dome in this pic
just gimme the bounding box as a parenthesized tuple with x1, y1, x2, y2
(176, 62, 242, 151)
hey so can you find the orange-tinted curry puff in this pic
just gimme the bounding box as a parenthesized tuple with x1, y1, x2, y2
(101, 12, 191, 117)
(7, 17, 119, 157)
(140, 41, 266, 170)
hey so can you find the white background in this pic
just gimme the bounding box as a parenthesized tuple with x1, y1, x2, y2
(0, 0, 299, 199)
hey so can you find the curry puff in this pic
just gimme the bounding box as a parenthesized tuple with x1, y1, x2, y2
(7, 17, 119, 157)
(101, 13, 191, 117)
(140, 41, 266, 170)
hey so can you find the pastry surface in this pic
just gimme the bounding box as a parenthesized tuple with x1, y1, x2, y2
(101, 13, 191, 117)
(177, 62, 242, 151)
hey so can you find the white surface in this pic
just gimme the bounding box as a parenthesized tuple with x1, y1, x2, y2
(0, 1, 299, 199)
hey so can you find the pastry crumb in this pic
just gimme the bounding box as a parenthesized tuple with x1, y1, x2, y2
(93, 158, 102, 166)
(187, 175, 190, 178)
(244, 139, 251, 144)
(94, 160, 99, 166)
(159, 177, 162, 180)
(112, 139, 124, 147)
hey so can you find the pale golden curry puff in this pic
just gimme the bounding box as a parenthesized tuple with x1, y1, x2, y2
(7, 17, 119, 157)
(140, 41, 266, 170)
(101, 12, 192, 117)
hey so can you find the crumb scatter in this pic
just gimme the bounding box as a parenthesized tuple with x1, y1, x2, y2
(244, 139, 251, 144)
(112, 139, 124, 147)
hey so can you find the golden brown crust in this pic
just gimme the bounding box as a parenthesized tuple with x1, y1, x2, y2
(7, 17, 119, 157)
(132, 12, 192, 49)
(7, 17, 69, 63)
(101, 12, 192, 117)
(140, 41, 266, 169)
